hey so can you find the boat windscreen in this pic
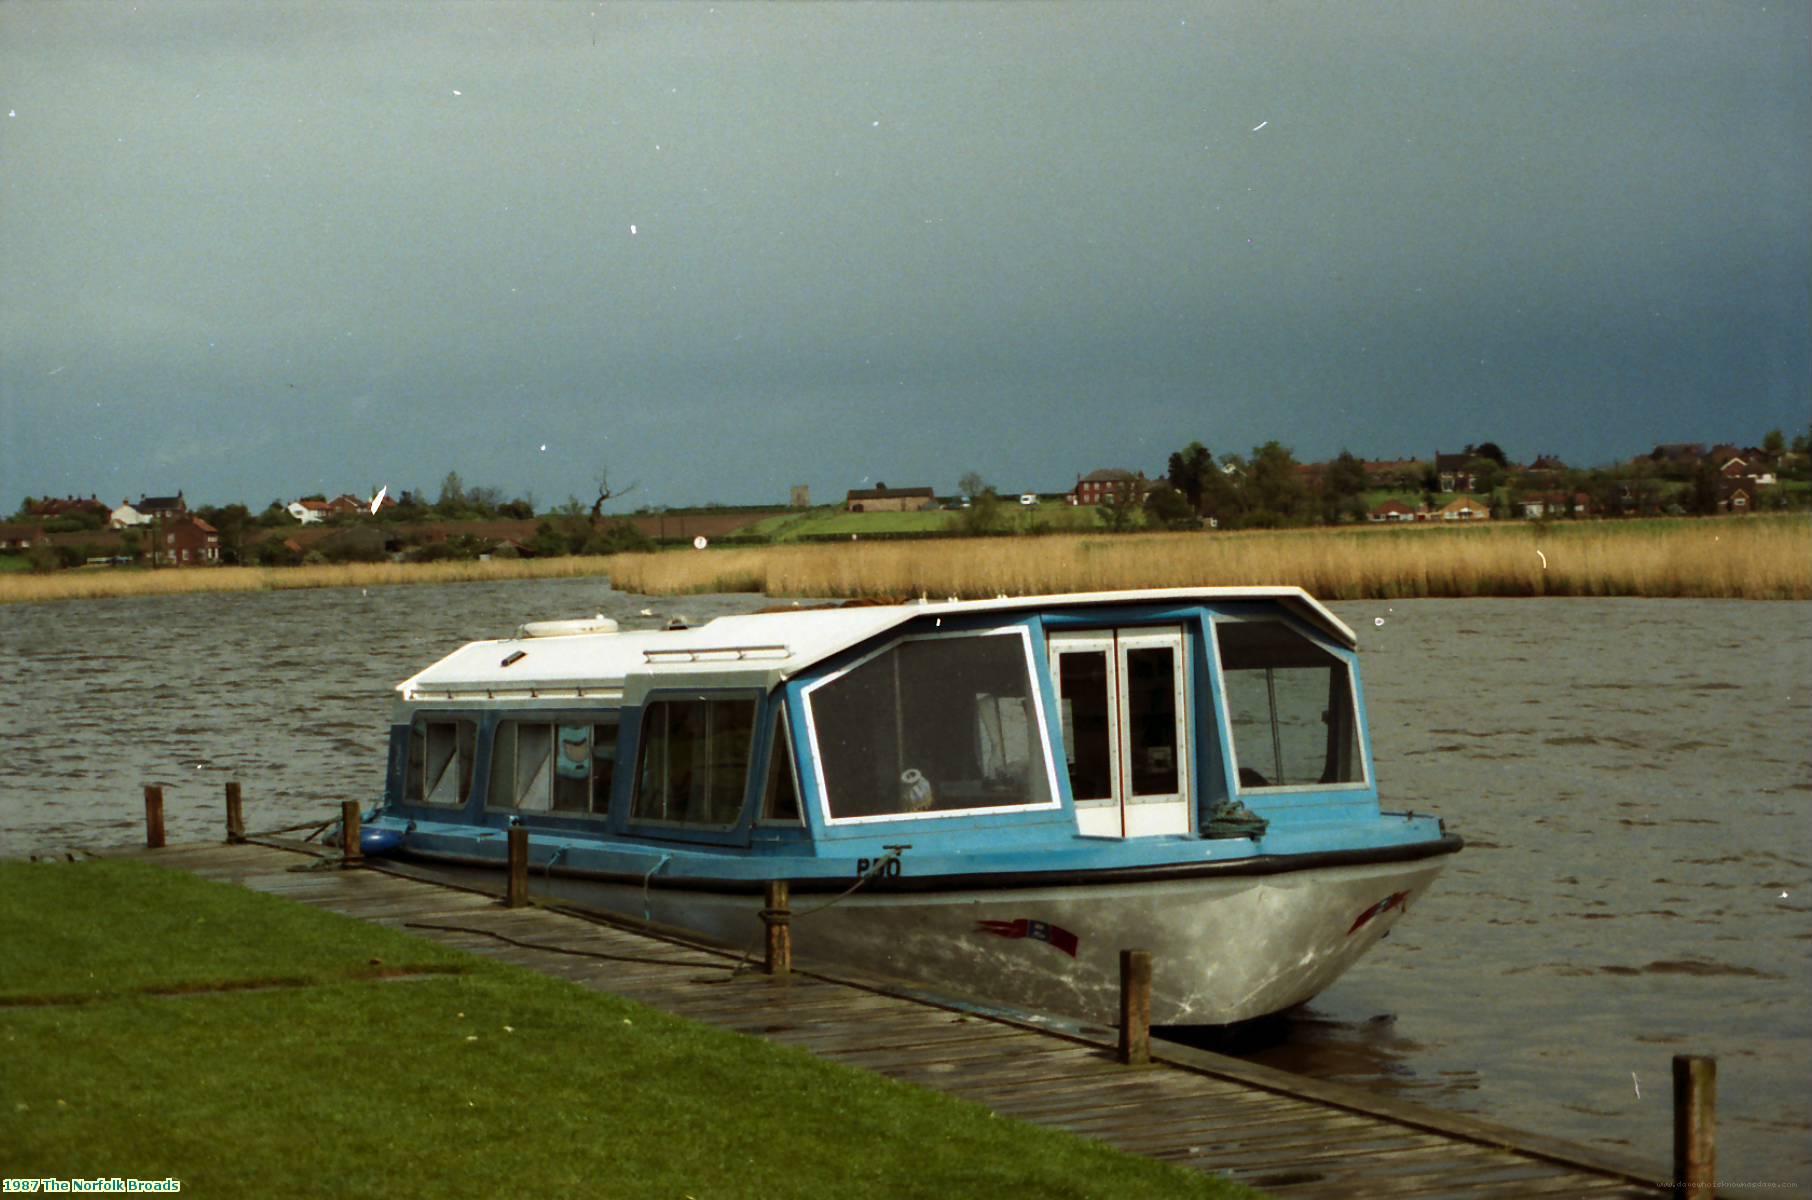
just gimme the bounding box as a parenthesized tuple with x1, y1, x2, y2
(809, 631, 1054, 821)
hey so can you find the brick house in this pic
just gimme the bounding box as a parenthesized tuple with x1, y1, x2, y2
(1517, 491, 1592, 519)
(162, 515, 221, 566)
(1717, 483, 1753, 515)
(0, 522, 47, 550)
(26, 495, 111, 522)
(1439, 497, 1490, 521)
(136, 492, 189, 521)
(1433, 453, 1480, 494)
(845, 484, 936, 513)
(1068, 469, 1152, 506)
(1367, 500, 1420, 523)
(1361, 460, 1426, 489)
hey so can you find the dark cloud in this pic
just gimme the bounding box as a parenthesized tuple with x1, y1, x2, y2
(3, 2, 1806, 508)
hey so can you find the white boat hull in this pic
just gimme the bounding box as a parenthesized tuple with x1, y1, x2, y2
(526, 853, 1454, 1026)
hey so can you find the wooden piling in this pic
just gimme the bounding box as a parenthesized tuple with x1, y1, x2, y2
(340, 801, 362, 866)
(224, 782, 244, 844)
(1673, 1054, 1716, 1197)
(1118, 948, 1152, 1065)
(762, 881, 792, 977)
(506, 826, 529, 908)
(143, 785, 165, 850)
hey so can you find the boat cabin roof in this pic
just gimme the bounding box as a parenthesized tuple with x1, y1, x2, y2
(397, 586, 1355, 705)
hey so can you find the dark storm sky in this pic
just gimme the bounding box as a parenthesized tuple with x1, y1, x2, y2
(2, 1, 1807, 509)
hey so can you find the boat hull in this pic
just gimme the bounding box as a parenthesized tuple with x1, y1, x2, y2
(475, 849, 1455, 1026)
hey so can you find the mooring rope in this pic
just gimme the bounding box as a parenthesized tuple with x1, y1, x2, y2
(402, 921, 739, 971)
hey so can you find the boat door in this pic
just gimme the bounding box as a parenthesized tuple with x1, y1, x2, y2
(1048, 627, 1191, 837)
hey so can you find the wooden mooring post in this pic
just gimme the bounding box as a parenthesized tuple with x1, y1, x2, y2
(340, 801, 362, 867)
(224, 782, 245, 844)
(506, 826, 529, 908)
(143, 785, 165, 850)
(1118, 948, 1153, 1065)
(1673, 1054, 1716, 1197)
(762, 881, 792, 977)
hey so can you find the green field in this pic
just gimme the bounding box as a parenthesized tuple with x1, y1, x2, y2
(749, 504, 1106, 541)
(0, 860, 1255, 1199)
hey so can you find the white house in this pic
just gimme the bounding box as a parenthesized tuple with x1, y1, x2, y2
(287, 501, 328, 525)
(110, 501, 150, 529)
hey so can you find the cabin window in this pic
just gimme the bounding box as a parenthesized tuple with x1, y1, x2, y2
(489, 719, 619, 814)
(759, 711, 802, 824)
(1215, 621, 1362, 789)
(807, 631, 1054, 821)
(406, 717, 476, 806)
(632, 699, 756, 827)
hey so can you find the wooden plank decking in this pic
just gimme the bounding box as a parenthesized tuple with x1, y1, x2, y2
(99, 839, 1675, 1199)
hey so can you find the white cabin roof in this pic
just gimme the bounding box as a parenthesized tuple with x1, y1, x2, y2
(396, 587, 1354, 704)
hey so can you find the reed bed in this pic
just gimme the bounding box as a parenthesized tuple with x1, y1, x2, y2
(4, 517, 1803, 606)
(610, 517, 1810, 602)
(0, 555, 621, 606)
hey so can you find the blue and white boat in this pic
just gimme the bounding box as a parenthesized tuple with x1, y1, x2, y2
(366, 587, 1460, 1026)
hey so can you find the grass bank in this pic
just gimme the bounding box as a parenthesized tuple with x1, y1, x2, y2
(610, 515, 1810, 601)
(0, 860, 1252, 1199)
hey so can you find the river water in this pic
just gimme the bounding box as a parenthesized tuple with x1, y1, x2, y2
(1, 582, 1806, 1184)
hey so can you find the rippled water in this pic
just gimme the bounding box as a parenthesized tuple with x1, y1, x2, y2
(2, 585, 1806, 1183)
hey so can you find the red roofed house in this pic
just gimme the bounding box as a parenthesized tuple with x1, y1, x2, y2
(845, 484, 937, 513)
(1439, 496, 1490, 521)
(1367, 500, 1419, 523)
(1517, 492, 1592, 519)
(162, 516, 221, 566)
(1068, 469, 1153, 506)
(0, 522, 47, 550)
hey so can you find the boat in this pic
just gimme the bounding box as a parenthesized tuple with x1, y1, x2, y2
(364, 587, 1460, 1026)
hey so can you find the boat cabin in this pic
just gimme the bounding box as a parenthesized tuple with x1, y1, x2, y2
(385, 588, 1373, 857)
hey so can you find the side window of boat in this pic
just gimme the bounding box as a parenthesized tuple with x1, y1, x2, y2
(759, 711, 802, 824)
(633, 699, 756, 827)
(1215, 621, 1362, 790)
(488, 718, 620, 815)
(407, 717, 476, 806)
(808, 631, 1054, 821)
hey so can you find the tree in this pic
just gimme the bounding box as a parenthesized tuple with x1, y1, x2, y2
(957, 487, 1007, 536)
(1689, 461, 1722, 516)
(1099, 479, 1143, 533)
(1245, 442, 1311, 525)
(435, 472, 466, 517)
(589, 469, 637, 527)
(197, 503, 253, 564)
(958, 471, 989, 502)
(1762, 429, 1786, 457)
(1144, 484, 1200, 530)
(1321, 449, 1369, 524)
(1472, 442, 1508, 467)
(1166, 442, 1215, 514)
(1466, 456, 1506, 496)
(465, 485, 503, 517)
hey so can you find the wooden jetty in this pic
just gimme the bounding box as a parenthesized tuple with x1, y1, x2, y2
(99, 835, 1681, 1199)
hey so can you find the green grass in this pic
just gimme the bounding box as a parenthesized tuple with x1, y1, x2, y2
(747, 505, 1108, 542)
(0, 861, 1258, 1199)
(0, 860, 471, 1002)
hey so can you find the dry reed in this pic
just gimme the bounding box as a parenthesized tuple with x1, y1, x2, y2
(0, 556, 620, 606)
(610, 517, 1810, 602)
(4, 517, 1803, 607)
